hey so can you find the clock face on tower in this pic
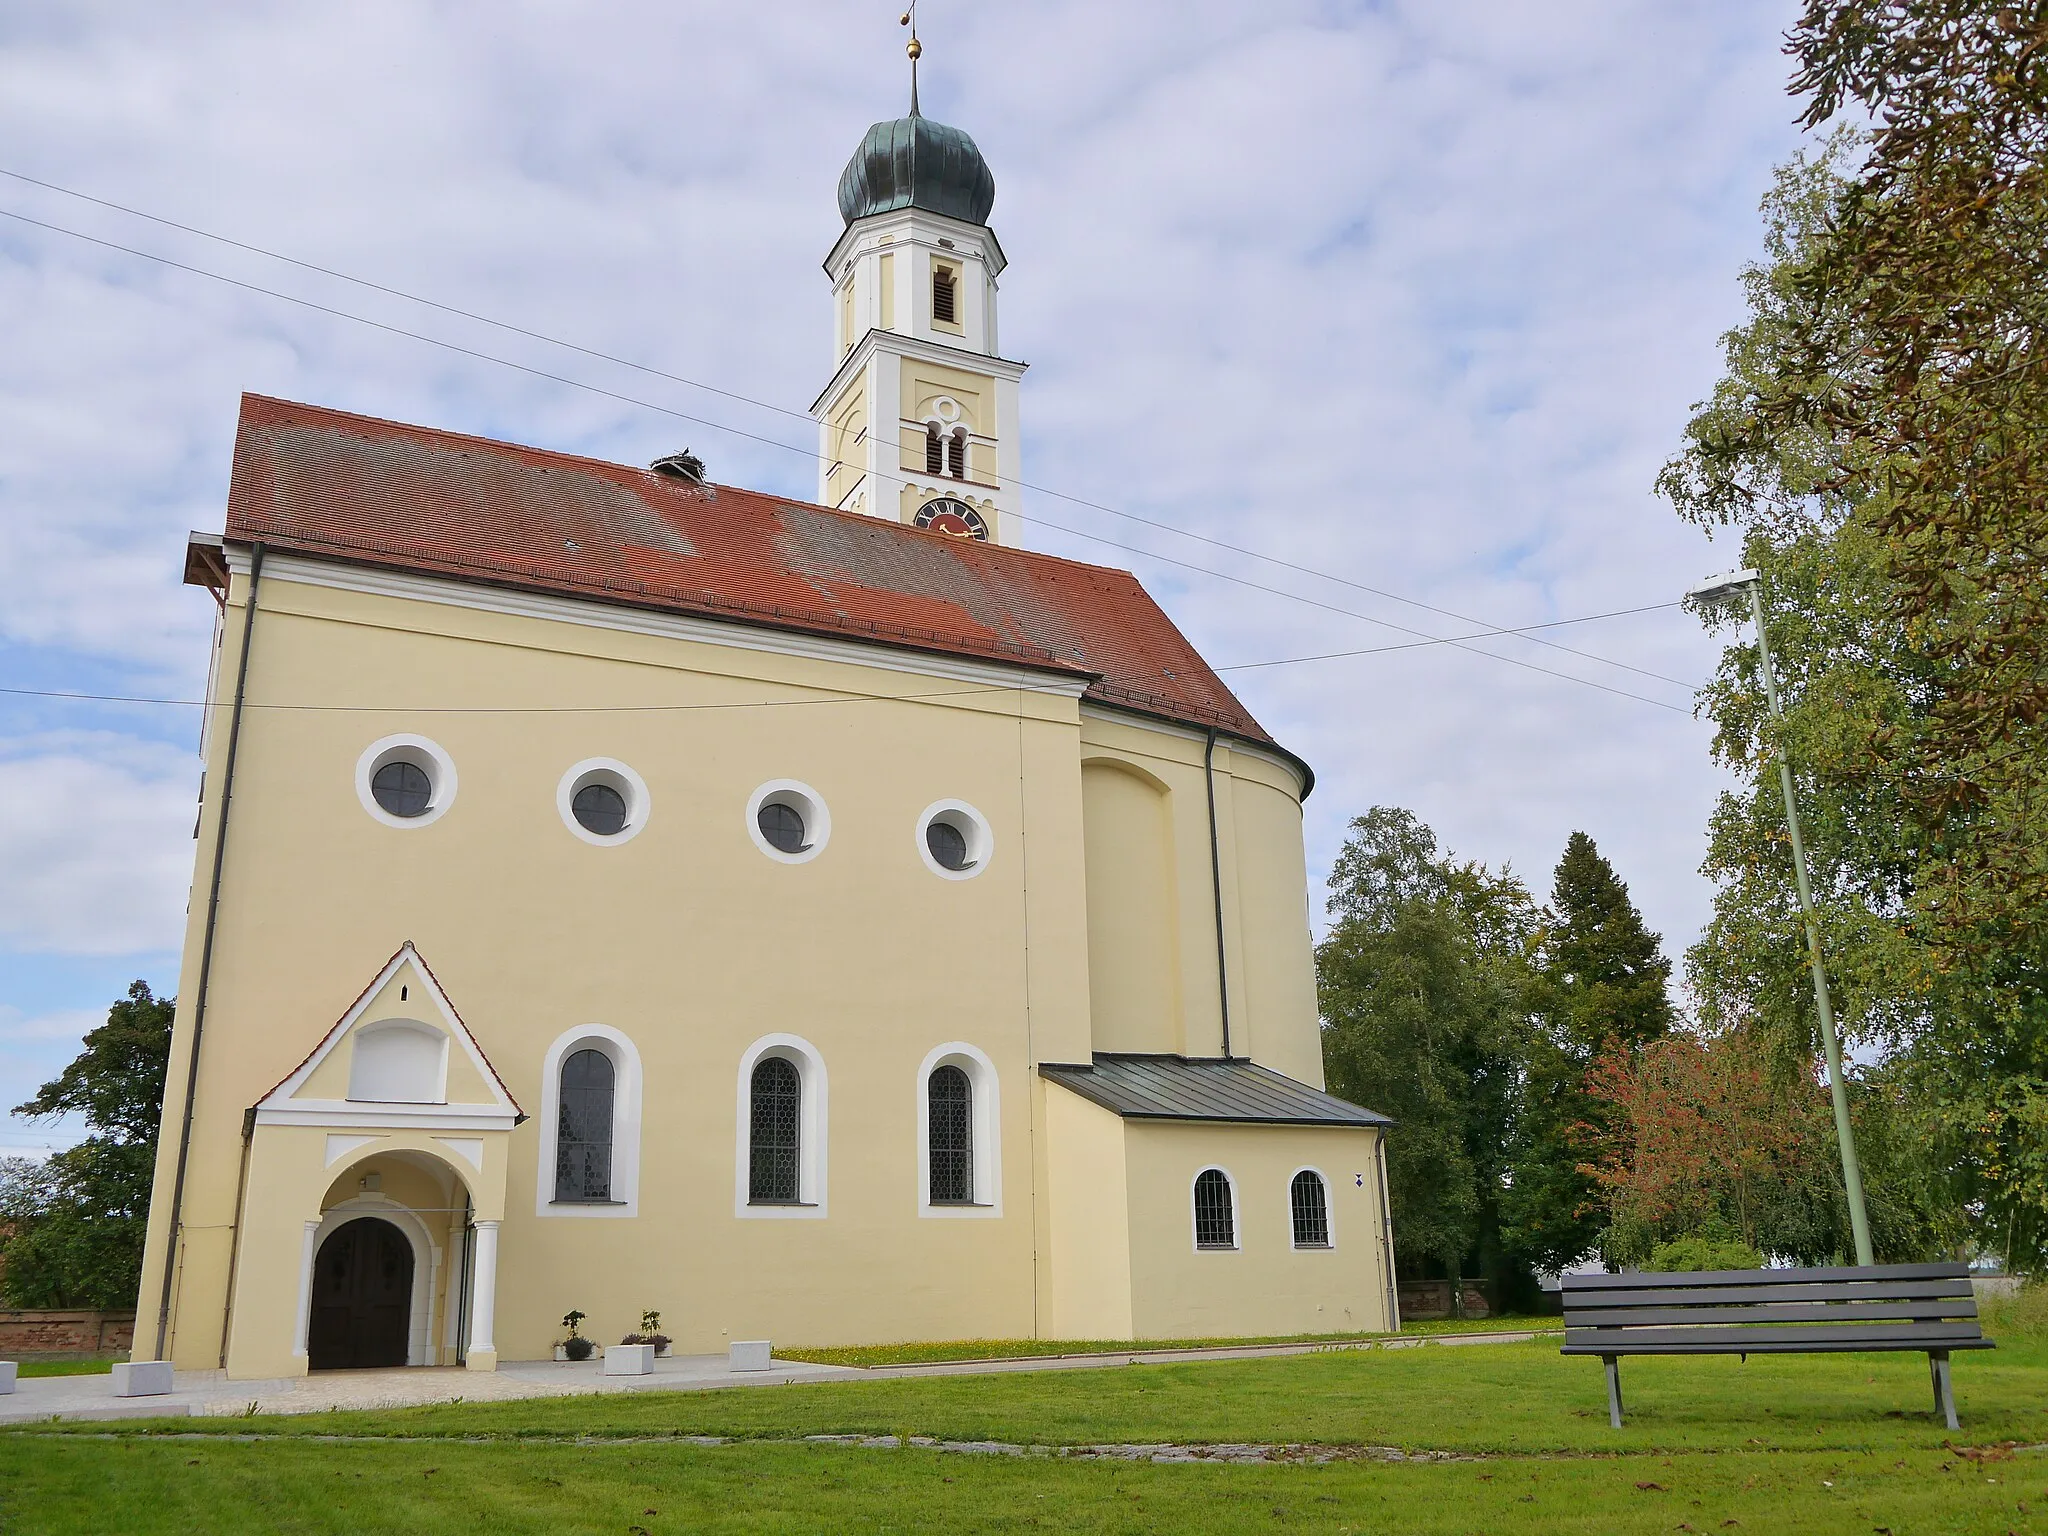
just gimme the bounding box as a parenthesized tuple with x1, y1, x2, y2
(913, 497, 989, 540)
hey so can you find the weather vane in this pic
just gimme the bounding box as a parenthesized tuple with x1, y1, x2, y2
(900, 3, 923, 115)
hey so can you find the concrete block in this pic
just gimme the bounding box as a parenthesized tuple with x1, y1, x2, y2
(112, 1360, 174, 1397)
(0, 1362, 16, 1394)
(603, 1344, 655, 1376)
(729, 1340, 773, 1372)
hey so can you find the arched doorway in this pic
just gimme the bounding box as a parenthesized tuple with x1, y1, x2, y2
(308, 1217, 414, 1370)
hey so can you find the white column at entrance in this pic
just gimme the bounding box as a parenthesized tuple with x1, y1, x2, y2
(291, 1219, 320, 1361)
(466, 1220, 500, 1369)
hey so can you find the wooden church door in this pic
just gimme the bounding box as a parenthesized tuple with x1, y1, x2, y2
(307, 1217, 413, 1370)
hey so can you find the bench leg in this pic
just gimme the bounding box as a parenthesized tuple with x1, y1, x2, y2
(1604, 1354, 1624, 1429)
(1930, 1351, 1957, 1432)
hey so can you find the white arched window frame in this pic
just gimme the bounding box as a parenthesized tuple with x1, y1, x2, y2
(915, 1043, 1002, 1218)
(735, 1034, 828, 1219)
(1190, 1164, 1240, 1253)
(1288, 1165, 1336, 1251)
(534, 1025, 643, 1219)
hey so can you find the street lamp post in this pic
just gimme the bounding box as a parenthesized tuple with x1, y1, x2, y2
(1689, 568, 1875, 1267)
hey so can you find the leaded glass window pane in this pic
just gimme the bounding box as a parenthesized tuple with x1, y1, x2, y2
(928, 1065, 973, 1204)
(1290, 1170, 1330, 1247)
(371, 759, 432, 818)
(750, 1056, 801, 1203)
(1194, 1168, 1235, 1249)
(926, 820, 970, 870)
(572, 781, 627, 836)
(758, 801, 807, 854)
(554, 1048, 615, 1202)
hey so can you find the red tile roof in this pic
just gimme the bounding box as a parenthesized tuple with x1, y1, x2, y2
(215, 395, 1301, 770)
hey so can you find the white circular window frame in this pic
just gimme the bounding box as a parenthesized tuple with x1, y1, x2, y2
(915, 799, 994, 881)
(355, 734, 458, 829)
(746, 779, 830, 864)
(557, 758, 651, 846)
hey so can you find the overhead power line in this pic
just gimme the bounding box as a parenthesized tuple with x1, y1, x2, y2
(2, 596, 1699, 716)
(0, 192, 1695, 713)
(0, 165, 1694, 696)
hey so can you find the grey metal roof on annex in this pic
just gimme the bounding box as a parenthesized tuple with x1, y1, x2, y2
(1038, 1054, 1391, 1128)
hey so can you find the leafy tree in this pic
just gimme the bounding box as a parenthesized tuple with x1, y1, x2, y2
(3, 981, 174, 1308)
(1661, 102, 2045, 1264)
(1317, 808, 1536, 1303)
(1503, 832, 1674, 1272)
(1584, 1028, 1963, 1266)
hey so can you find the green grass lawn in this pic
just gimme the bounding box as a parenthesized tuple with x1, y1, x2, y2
(777, 1313, 1558, 1367)
(3, 1320, 2041, 1532)
(14, 1359, 118, 1380)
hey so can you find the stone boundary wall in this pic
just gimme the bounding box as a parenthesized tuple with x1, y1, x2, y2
(0, 1309, 135, 1358)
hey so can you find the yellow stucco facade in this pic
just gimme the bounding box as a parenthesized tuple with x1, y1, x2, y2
(134, 541, 1393, 1378)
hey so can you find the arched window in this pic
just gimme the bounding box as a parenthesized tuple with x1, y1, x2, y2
(554, 1048, 615, 1203)
(1193, 1168, 1236, 1250)
(946, 428, 966, 479)
(932, 264, 957, 324)
(927, 1065, 973, 1204)
(1290, 1170, 1331, 1248)
(750, 1057, 802, 1203)
(925, 423, 943, 475)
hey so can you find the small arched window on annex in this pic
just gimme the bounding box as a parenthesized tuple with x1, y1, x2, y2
(1289, 1167, 1334, 1251)
(1192, 1166, 1239, 1252)
(915, 1044, 1001, 1217)
(534, 1026, 643, 1219)
(735, 1034, 828, 1219)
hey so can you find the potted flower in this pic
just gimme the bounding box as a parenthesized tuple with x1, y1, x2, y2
(620, 1309, 672, 1358)
(557, 1309, 594, 1362)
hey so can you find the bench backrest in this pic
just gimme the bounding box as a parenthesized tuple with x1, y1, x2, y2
(1561, 1261, 1984, 1353)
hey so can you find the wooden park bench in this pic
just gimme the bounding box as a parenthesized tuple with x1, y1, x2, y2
(1561, 1262, 1992, 1430)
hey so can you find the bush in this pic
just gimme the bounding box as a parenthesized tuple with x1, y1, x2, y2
(1643, 1234, 1765, 1272)
(1977, 1281, 2048, 1341)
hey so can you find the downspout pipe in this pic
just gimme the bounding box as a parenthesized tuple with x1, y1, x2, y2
(1203, 728, 1232, 1060)
(153, 543, 264, 1362)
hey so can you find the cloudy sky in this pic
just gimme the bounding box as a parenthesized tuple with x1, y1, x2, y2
(0, 0, 1809, 1151)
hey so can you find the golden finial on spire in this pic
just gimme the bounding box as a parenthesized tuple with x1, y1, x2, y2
(900, 3, 922, 115)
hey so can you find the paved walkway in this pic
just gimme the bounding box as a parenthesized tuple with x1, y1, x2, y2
(0, 1330, 1541, 1426)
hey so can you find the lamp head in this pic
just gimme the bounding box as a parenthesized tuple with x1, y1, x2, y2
(1686, 568, 1760, 607)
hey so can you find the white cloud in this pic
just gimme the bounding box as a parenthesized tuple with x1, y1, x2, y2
(0, 0, 1808, 989)
(0, 735, 196, 955)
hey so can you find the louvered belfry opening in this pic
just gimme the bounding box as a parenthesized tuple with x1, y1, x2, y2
(946, 429, 966, 479)
(932, 265, 957, 324)
(1194, 1168, 1235, 1248)
(924, 424, 943, 475)
(1290, 1170, 1330, 1247)
(749, 1056, 801, 1203)
(927, 1065, 973, 1204)
(554, 1048, 615, 1202)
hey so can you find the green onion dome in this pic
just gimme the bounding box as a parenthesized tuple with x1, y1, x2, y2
(837, 112, 996, 228)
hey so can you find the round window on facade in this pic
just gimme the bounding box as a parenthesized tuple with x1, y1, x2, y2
(916, 801, 993, 880)
(746, 781, 830, 864)
(355, 735, 457, 829)
(574, 782, 627, 837)
(759, 800, 807, 854)
(556, 760, 649, 845)
(371, 759, 432, 819)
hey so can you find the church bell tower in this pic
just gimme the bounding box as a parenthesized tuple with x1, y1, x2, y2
(811, 27, 1024, 545)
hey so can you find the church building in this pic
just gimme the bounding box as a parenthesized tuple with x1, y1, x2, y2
(134, 81, 1399, 1379)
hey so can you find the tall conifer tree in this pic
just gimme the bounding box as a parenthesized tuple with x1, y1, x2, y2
(1504, 833, 1673, 1271)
